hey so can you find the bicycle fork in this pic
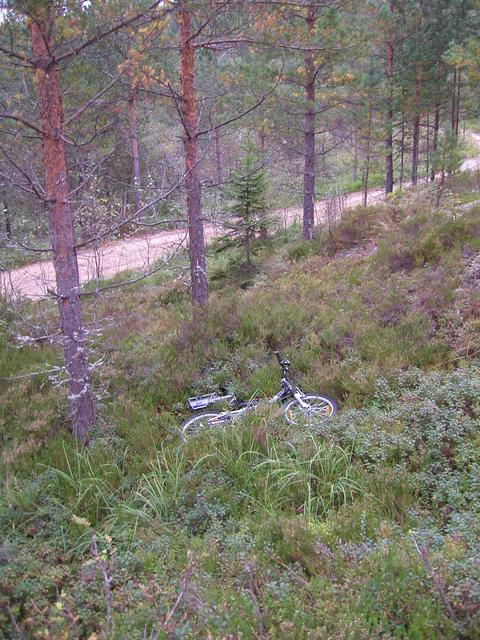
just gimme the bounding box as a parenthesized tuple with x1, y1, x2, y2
(293, 389, 310, 408)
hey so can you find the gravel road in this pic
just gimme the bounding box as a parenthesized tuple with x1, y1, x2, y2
(3, 137, 479, 300)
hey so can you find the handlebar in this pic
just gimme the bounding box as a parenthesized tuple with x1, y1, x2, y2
(274, 351, 290, 371)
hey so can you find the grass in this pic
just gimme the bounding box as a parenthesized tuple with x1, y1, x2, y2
(0, 180, 480, 638)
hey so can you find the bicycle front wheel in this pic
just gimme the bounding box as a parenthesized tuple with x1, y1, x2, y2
(180, 411, 227, 441)
(284, 394, 338, 428)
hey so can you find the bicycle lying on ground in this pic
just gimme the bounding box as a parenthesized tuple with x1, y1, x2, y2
(180, 351, 338, 440)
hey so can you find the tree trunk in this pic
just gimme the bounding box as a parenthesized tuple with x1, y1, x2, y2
(353, 131, 358, 182)
(258, 128, 266, 156)
(385, 0, 394, 194)
(245, 232, 251, 267)
(127, 75, 141, 215)
(430, 105, 439, 182)
(399, 116, 405, 187)
(363, 99, 373, 207)
(411, 66, 422, 186)
(425, 114, 430, 180)
(411, 114, 420, 185)
(257, 128, 268, 239)
(178, 3, 208, 305)
(436, 169, 445, 208)
(455, 70, 461, 137)
(451, 68, 457, 132)
(302, 6, 316, 240)
(29, 12, 94, 443)
(215, 126, 223, 185)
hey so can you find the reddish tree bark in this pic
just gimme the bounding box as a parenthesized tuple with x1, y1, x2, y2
(30, 9, 94, 442)
(178, 2, 208, 305)
(302, 5, 316, 240)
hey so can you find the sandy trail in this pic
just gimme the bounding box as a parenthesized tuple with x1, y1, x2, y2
(2, 137, 479, 299)
(1, 190, 383, 300)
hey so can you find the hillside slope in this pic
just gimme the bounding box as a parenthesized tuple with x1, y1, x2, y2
(0, 181, 479, 639)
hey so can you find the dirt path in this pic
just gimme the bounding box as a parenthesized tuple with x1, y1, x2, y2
(460, 132, 480, 172)
(0, 189, 384, 299)
(2, 137, 479, 299)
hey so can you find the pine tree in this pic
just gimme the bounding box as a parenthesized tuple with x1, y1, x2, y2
(221, 141, 268, 268)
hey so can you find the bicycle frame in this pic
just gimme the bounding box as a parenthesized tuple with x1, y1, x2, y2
(186, 351, 310, 422)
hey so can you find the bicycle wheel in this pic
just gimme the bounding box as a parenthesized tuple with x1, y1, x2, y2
(284, 394, 338, 427)
(180, 411, 227, 441)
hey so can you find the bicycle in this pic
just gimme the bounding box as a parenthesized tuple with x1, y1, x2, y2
(180, 351, 338, 440)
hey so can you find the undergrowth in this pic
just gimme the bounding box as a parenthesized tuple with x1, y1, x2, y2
(1, 183, 479, 638)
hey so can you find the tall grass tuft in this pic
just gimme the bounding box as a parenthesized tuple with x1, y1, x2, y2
(44, 443, 126, 525)
(108, 445, 189, 536)
(251, 436, 360, 518)
(193, 417, 361, 520)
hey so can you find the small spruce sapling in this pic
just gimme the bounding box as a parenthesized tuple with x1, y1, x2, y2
(220, 140, 269, 267)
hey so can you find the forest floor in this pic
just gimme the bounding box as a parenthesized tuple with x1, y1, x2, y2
(3, 132, 480, 299)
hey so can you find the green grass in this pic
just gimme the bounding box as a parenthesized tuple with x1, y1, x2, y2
(1, 183, 480, 638)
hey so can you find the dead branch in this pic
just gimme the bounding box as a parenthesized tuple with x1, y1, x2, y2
(244, 560, 268, 639)
(0, 113, 44, 136)
(64, 74, 122, 126)
(164, 550, 195, 627)
(74, 144, 211, 250)
(79, 230, 188, 297)
(5, 604, 27, 640)
(55, 2, 169, 64)
(411, 535, 458, 623)
(0, 364, 65, 383)
(91, 532, 114, 636)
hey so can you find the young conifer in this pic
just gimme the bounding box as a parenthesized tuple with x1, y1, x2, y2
(221, 140, 269, 267)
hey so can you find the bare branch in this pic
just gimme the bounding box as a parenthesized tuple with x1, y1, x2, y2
(64, 75, 121, 126)
(79, 231, 188, 297)
(91, 533, 113, 636)
(164, 550, 195, 627)
(55, 2, 169, 64)
(0, 113, 44, 135)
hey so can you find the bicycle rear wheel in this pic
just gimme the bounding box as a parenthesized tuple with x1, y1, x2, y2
(284, 394, 338, 428)
(180, 411, 228, 441)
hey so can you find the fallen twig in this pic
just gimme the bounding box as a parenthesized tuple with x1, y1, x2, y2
(244, 560, 268, 639)
(91, 532, 114, 635)
(5, 604, 27, 640)
(164, 549, 195, 627)
(411, 534, 458, 623)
